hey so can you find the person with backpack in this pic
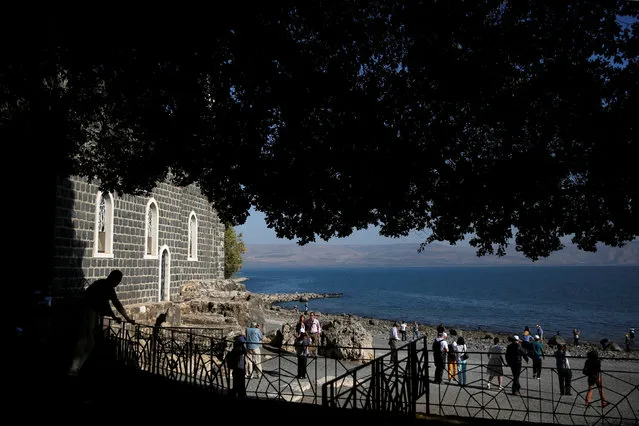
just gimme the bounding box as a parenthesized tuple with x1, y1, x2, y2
(432, 331, 448, 384)
(456, 336, 468, 386)
(448, 337, 458, 383)
(554, 343, 572, 395)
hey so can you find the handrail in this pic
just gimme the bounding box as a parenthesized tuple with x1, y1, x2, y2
(102, 321, 639, 425)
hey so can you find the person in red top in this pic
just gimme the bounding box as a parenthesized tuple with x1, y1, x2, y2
(68, 270, 135, 375)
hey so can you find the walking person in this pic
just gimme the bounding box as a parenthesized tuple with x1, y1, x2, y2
(584, 350, 609, 408)
(456, 336, 468, 386)
(67, 270, 136, 376)
(554, 343, 572, 395)
(388, 322, 400, 364)
(432, 331, 448, 384)
(486, 337, 506, 390)
(505, 335, 529, 396)
(532, 334, 545, 379)
(294, 331, 312, 379)
(245, 322, 263, 378)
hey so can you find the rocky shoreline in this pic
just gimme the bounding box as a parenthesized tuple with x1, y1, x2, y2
(129, 278, 637, 361)
(262, 292, 639, 360)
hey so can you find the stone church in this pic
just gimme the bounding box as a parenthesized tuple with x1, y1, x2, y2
(52, 176, 226, 306)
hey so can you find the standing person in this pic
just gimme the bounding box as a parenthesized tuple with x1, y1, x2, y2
(400, 321, 408, 341)
(630, 328, 636, 343)
(505, 335, 529, 396)
(227, 335, 247, 399)
(305, 312, 322, 357)
(536, 324, 544, 341)
(554, 343, 572, 395)
(412, 321, 420, 340)
(68, 270, 136, 376)
(295, 314, 306, 335)
(573, 328, 581, 347)
(486, 337, 506, 390)
(625, 334, 631, 351)
(584, 350, 609, 408)
(456, 336, 468, 386)
(388, 322, 400, 363)
(532, 335, 545, 379)
(521, 328, 534, 360)
(432, 332, 448, 384)
(304, 302, 308, 314)
(294, 331, 311, 379)
(245, 322, 263, 378)
(448, 337, 458, 382)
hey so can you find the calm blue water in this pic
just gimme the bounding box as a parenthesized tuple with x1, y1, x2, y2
(238, 266, 639, 344)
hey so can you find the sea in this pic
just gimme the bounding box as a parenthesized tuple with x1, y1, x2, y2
(237, 265, 639, 345)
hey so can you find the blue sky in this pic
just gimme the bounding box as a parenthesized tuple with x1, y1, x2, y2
(234, 208, 431, 245)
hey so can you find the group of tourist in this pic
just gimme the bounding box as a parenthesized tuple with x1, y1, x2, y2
(425, 325, 610, 408)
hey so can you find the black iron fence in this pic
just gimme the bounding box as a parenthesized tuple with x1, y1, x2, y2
(104, 321, 639, 425)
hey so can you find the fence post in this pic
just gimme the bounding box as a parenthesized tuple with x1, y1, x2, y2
(424, 334, 430, 415)
(409, 341, 417, 417)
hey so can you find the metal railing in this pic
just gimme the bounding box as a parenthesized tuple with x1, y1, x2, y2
(103, 322, 639, 425)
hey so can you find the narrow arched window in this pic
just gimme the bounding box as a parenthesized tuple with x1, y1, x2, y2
(188, 211, 198, 261)
(93, 191, 114, 258)
(144, 198, 159, 258)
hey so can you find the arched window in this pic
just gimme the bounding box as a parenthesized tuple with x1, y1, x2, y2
(188, 211, 198, 261)
(144, 198, 159, 258)
(93, 191, 114, 258)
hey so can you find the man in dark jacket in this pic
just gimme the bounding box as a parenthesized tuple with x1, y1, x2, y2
(505, 335, 529, 396)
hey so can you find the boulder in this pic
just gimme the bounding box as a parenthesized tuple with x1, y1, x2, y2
(604, 342, 623, 352)
(320, 317, 374, 361)
(548, 335, 566, 347)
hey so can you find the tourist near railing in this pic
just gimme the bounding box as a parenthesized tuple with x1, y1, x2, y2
(103, 320, 639, 425)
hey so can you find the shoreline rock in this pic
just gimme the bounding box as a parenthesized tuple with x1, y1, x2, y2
(262, 292, 639, 360)
(128, 279, 638, 361)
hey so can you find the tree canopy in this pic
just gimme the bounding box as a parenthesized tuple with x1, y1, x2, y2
(3, 2, 638, 260)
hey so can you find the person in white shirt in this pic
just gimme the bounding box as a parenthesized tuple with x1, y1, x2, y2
(433, 331, 448, 384)
(400, 321, 408, 341)
(304, 312, 322, 357)
(389, 322, 400, 363)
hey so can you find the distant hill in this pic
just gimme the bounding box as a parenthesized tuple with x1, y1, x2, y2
(241, 240, 639, 268)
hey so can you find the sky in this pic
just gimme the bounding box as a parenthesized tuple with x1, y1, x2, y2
(234, 208, 432, 245)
